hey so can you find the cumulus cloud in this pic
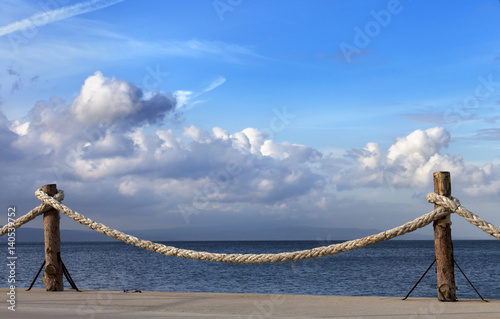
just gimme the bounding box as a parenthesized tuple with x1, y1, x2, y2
(71, 71, 175, 128)
(336, 127, 500, 196)
(47, 122, 325, 216)
(12, 71, 175, 159)
(386, 127, 450, 168)
(71, 71, 142, 125)
(1, 71, 499, 235)
(346, 142, 381, 170)
(0, 71, 324, 217)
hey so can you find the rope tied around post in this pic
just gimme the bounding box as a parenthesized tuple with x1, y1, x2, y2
(0, 190, 64, 237)
(426, 192, 500, 240)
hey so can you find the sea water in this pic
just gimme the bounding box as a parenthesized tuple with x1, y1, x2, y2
(4, 240, 499, 299)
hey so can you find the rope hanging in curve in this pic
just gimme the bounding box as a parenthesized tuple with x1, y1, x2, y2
(1, 189, 498, 263)
(34, 189, 450, 263)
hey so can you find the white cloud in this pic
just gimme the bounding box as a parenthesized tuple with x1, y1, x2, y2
(463, 178, 500, 197)
(9, 120, 29, 136)
(7, 71, 175, 182)
(71, 71, 141, 125)
(183, 124, 212, 143)
(212, 127, 230, 141)
(386, 127, 450, 169)
(202, 76, 226, 93)
(337, 127, 500, 195)
(357, 143, 381, 169)
(156, 129, 182, 150)
(1, 72, 499, 237)
(173, 90, 193, 109)
(241, 128, 267, 155)
(2, 70, 323, 207)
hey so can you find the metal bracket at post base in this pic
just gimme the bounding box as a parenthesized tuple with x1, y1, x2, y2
(403, 258, 487, 302)
(27, 253, 80, 292)
(402, 259, 436, 300)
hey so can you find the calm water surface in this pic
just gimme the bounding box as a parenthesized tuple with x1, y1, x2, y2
(5, 240, 499, 299)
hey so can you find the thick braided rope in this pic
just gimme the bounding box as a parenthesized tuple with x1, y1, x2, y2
(426, 192, 500, 240)
(35, 189, 450, 264)
(0, 191, 65, 237)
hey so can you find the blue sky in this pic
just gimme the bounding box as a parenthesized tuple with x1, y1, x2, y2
(1, 0, 499, 239)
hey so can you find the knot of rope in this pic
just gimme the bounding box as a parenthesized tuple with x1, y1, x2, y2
(425, 192, 461, 212)
(426, 192, 500, 240)
(0, 190, 64, 237)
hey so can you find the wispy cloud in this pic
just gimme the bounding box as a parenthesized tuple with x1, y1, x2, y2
(202, 76, 226, 93)
(174, 76, 226, 111)
(471, 128, 500, 141)
(137, 39, 264, 62)
(0, 0, 125, 37)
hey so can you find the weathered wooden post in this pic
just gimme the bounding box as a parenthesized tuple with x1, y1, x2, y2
(41, 184, 64, 291)
(433, 172, 456, 301)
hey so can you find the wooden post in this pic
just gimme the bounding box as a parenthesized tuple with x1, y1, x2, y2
(41, 184, 64, 291)
(433, 172, 456, 301)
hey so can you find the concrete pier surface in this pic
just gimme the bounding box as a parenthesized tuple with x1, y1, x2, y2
(1, 288, 499, 319)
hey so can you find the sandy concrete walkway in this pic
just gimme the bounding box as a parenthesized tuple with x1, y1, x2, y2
(0, 288, 498, 319)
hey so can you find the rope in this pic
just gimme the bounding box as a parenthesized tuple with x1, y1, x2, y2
(0, 191, 64, 237)
(426, 192, 500, 240)
(32, 188, 452, 264)
(3, 189, 498, 263)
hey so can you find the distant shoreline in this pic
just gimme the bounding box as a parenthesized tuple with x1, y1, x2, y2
(0, 226, 437, 242)
(2, 238, 498, 243)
